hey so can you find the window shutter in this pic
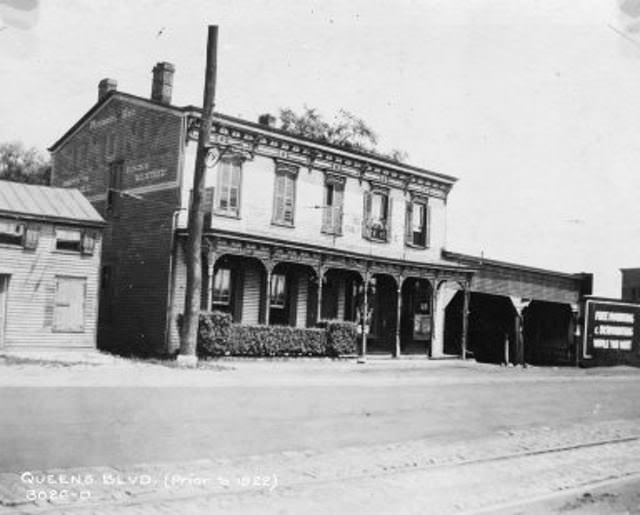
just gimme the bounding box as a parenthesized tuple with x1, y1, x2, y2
(362, 191, 372, 239)
(81, 231, 96, 255)
(273, 174, 285, 222)
(426, 203, 432, 248)
(405, 201, 412, 244)
(23, 224, 40, 250)
(386, 197, 393, 242)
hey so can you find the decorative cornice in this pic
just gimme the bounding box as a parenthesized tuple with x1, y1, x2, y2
(190, 117, 453, 201)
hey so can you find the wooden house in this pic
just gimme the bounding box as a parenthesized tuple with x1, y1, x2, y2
(0, 181, 104, 351)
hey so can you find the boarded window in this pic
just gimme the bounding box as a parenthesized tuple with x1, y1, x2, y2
(216, 159, 242, 215)
(53, 276, 86, 332)
(107, 161, 124, 216)
(0, 220, 24, 246)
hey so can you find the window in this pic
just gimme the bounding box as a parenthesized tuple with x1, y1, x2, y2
(0, 220, 24, 246)
(106, 132, 117, 158)
(270, 273, 286, 308)
(53, 276, 86, 332)
(406, 200, 430, 248)
(215, 159, 242, 216)
(55, 229, 95, 254)
(272, 165, 298, 226)
(55, 228, 82, 252)
(213, 268, 231, 305)
(107, 161, 123, 216)
(322, 176, 344, 235)
(363, 189, 391, 241)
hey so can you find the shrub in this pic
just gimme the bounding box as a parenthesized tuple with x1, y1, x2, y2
(197, 311, 232, 356)
(229, 324, 327, 357)
(323, 319, 358, 356)
(177, 311, 232, 357)
(183, 312, 356, 358)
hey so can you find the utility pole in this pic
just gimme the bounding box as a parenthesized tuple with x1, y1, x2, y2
(178, 25, 218, 365)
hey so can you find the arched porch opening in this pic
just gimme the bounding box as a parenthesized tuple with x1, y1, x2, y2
(367, 273, 398, 355)
(268, 262, 318, 327)
(400, 277, 434, 355)
(203, 254, 267, 324)
(320, 268, 363, 322)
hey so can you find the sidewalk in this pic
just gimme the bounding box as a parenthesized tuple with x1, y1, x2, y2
(0, 351, 638, 387)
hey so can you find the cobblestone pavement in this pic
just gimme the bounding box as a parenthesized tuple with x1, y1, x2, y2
(2, 417, 640, 514)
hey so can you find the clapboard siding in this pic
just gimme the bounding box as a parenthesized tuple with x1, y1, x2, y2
(471, 269, 579, 305)
(242, 263, 262, 325)
(0, 223, 101, 349)
(296, 274, 308, 328)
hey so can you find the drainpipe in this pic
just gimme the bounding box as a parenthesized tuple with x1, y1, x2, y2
(163, 208, 187, 354)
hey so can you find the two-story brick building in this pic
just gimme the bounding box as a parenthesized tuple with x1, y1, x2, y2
(49, 62, 592, 363)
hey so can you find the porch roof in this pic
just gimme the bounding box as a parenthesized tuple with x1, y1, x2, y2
(176, 228, 475, 280)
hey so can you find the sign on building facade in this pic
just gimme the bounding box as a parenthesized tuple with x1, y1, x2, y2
(583, 298, 640, 365)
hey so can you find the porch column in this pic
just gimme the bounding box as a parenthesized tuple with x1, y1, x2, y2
(358, 270, 370, 363)
(509, 297, 531, 366)
(432, 281, 459, 358)
(395, 276, 404, 358)
(570, 303, 580, 366)
(461, 284, 470, 360)
(264, 262, 274, 325)
(205, 249, 216, 311)
(316, 266, 325, 323)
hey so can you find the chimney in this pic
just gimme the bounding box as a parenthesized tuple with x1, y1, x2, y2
(151, 62, 175, 104)
(258, 113, 277, 128)
(98, 78, 117, 101)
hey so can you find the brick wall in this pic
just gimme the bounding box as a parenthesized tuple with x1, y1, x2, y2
(51, 95, 185, 354)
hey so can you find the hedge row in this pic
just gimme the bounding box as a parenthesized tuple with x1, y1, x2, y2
(190, 312, 358, 357)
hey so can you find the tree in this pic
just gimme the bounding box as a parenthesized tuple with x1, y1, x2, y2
(0, 142, 51, 185)
(278, 106, 408, 163)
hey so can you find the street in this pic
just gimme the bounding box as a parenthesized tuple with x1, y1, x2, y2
(0, 357, 639, 513)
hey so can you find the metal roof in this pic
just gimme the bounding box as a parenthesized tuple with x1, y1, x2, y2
(0, 181, 105, 226)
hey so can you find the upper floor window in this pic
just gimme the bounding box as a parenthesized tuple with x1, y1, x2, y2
(0, 221, 39, 250)
(322, 174, 344, 236)
(0, 220, 24, 246)
(55, 228, 96, 255)
(215, 158, 242, 216)
(406, 199, 430, 248)
(363, 189, 391, 242)
(107, 160, 124, 217)
(212, 268, 232, 305)
(55, 229, 82, 252)
(272, 164, 298, 226)
(270, 273, 287, 308)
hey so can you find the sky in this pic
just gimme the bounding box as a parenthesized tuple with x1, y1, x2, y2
(1, 0, 640, 297)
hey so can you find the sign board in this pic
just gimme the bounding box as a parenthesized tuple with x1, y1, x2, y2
(413, 314, 432, 341)
(583, 299, 640, 359)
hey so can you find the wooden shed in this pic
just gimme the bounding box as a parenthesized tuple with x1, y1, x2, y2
(0, 181, 105, 351)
